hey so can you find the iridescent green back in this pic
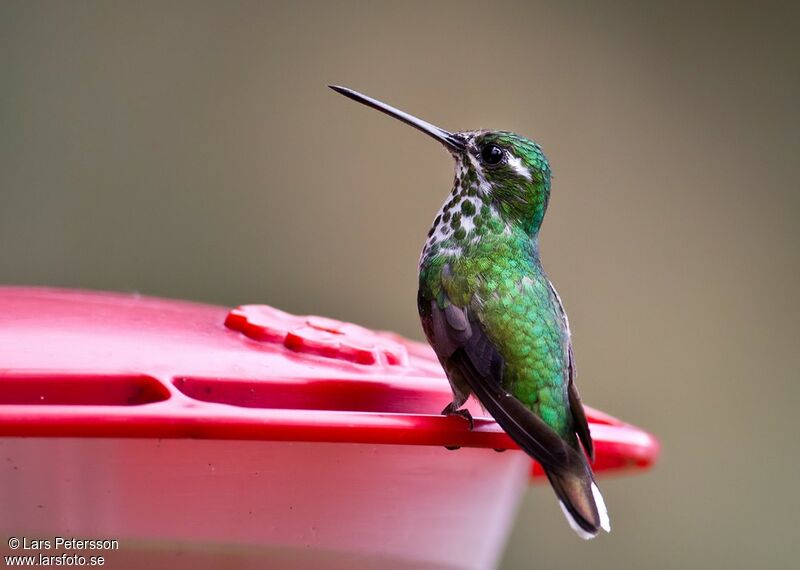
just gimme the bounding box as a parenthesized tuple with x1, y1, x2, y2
(420, 234, 573, 440)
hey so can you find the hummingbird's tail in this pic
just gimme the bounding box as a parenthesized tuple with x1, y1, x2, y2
(545, 463, 610, 540)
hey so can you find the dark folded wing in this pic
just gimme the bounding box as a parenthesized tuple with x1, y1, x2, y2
(547, 280, 594, 461)
(421, 290, 586, 474)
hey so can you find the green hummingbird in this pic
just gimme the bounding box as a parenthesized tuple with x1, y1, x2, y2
(330, 85, 610, 539)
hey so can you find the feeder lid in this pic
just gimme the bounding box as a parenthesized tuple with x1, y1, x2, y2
(0, 287, 658, 478)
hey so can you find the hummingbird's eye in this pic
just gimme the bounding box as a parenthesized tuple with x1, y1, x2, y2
(480, 144, 505, 166)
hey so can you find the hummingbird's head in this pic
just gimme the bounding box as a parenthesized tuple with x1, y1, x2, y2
(330, 86, 551, 237)
(451, 130, 552, 235)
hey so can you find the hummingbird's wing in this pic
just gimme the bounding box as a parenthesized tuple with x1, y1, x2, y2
(567, 350, 594, 461)
(419, 286, 609, 538)
(420, 293, 581, 473)
(547, 280, 594, 461)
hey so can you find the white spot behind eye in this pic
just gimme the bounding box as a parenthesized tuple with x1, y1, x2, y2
(507, 155, 532, 181)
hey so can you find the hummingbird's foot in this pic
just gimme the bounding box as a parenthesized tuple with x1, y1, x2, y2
(440, 403, 475, 431)
(493, 448, 507, 453)
(441, 403, 474, 450)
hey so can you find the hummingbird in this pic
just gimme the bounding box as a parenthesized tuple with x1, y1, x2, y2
(330, 85, 610, 539)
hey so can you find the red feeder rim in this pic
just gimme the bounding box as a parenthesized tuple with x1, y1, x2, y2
(0, 287, 659, 479)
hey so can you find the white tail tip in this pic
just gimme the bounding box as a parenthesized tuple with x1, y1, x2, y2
(591, 482, 611, 533)
(558, 483, 611, 539)
(558, 501, 596, 540)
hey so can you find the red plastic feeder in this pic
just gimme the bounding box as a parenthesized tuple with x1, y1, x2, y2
(0, 288, 658, 568)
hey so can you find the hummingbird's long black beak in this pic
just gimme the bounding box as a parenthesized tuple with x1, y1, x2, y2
(329, 85, 465, 152)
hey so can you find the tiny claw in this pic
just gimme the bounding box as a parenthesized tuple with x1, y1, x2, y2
(444, 445, 461, 451)
(441, 403, 474, 431)
(493, 448, 507, 453)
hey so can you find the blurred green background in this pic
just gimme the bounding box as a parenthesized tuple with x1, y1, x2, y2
(1, 1, 798, 568)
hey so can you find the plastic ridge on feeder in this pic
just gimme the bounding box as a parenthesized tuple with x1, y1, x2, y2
(0, 287, 659, 473)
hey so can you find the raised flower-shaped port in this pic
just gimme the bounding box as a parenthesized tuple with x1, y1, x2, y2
(225, 304, 409, 366)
